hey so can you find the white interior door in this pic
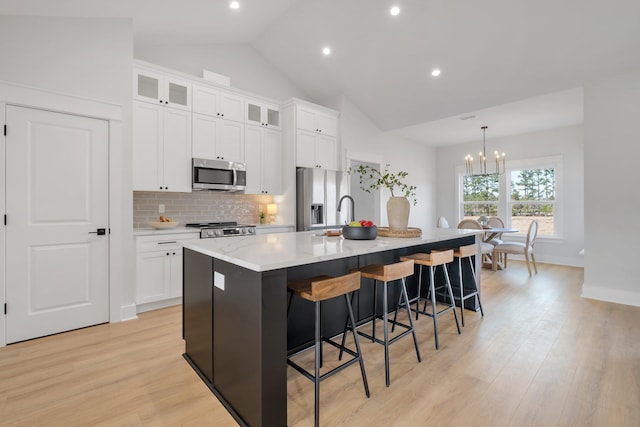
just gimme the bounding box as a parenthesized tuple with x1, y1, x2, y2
(5, 106, 109, 343)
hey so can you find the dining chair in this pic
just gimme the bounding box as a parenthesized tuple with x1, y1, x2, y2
(456, 219, 494, 261)
(487, 216, 505, 264)
(492, 220, 539, 276)
(486, 216, 504, 246)
(437, 216, 450, 228)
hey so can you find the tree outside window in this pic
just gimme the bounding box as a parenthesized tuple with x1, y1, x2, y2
(510, 168, 555, 236)
(462, 174, 499, 218)
(461, 166, 556, 236)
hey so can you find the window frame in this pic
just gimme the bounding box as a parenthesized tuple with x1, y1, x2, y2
(457, 155, 563, 239)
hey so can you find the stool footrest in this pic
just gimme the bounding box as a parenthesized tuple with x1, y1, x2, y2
(287, 336, 362, 384)
(357, 325, 414, 347)
(415, 304, 456, 318)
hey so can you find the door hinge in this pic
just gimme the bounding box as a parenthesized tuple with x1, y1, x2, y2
(4, 303, 6, 315)
(3, 124, 6, 136)
(3, 214, 6, 226)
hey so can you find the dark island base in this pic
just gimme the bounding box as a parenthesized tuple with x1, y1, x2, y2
(183, 235, 479, 427)
(183, 353, 250, 427)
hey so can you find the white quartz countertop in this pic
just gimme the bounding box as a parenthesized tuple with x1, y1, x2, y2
(182, 228, 481, 272)
(134, 227, 199, 236)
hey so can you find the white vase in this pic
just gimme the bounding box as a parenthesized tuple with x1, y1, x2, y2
(387, 196, 410, 231)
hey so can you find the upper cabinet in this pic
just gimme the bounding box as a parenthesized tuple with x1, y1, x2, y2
(282, 99, 340, 170)
(245, 99, 281, 130)
(134, 68, 191, 111)
(133, 101, 192, 192)
(192, 113, 245, 163)
(192, 84, 244, 123)
(296, 105, 338, 137)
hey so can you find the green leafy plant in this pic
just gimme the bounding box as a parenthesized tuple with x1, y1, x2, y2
(349, 164, 417, 206)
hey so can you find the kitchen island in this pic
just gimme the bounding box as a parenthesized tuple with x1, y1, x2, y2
(182, 228, 482, 427)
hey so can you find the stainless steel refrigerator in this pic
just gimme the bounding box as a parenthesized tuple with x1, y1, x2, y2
(296, 167, 351, 231)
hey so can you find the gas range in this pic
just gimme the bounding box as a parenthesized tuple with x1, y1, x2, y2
(185, 221, 256, 239)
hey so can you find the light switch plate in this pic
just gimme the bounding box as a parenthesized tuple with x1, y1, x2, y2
(214, 271, 225, 291)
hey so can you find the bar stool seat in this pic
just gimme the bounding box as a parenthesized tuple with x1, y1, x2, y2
(342, 259, 421, 387)
(452, 244, 484, 326)
(399, 250, 460, 349)
(287, 271, 369, 427)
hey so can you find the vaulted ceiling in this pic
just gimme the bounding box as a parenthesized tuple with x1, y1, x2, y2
(2, 0, 639, 146)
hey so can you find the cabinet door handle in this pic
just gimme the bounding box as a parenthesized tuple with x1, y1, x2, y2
(157, 241, 177, 245)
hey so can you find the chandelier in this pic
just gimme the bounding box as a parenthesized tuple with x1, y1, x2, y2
(464, 126, 505, 176)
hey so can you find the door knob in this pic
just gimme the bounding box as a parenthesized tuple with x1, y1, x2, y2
(89, 228, 106, 235)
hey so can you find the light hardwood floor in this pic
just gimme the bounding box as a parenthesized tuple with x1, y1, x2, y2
(1, 262, 639, 426)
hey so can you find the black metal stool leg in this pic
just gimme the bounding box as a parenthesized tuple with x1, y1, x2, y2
(383, 280, 390, 387)
(458, 256, 465, 326)
(401, 277, 421, 363)
(429, 265, 439, 349)
(314, 301, 321, 427)
(345, 293, 370, 398)
(444, 264, 461, 334)
(338, 292, 356, 361)
(469, 257, 484, 317)
(372, 279, 377, 342)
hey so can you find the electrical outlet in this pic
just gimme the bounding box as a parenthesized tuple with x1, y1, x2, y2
(159, 204, 165, 214)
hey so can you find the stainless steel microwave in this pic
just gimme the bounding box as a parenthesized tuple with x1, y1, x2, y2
(192, 158, 246, 191)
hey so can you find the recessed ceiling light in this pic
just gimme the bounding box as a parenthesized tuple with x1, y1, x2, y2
(390, 6, 400, 16)
(431, 69, 441, 77)
(322, 47, 331, 55)
(229, 1, 240, 9)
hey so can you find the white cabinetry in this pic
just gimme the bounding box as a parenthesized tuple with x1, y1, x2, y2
(283, 99, 340, 171)
(133, 101, 192, 192)
(192, 113, 245, 162)
(134, 68, 191, 111)
(135, 233, 199, 311)
(246, 99, 281, 130)
(295, 129, 337, 170)
(296, 105, 338, 137)
(244, 125, 282, 194)
(192, 84, 244, 123)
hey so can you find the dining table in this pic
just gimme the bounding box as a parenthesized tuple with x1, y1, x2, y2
(481, 226, 518, 269)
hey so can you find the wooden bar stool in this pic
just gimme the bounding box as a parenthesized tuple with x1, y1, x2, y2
(342, 259, 421, 387)
(453, 243, 484, 326)
(287, 271, 370, 427)
(398, 250, 460, 349)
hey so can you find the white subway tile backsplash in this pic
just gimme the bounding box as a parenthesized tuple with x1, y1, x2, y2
(133, 191, 273, 228)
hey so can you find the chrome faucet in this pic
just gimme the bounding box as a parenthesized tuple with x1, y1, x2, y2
(337, 195, 355, 223)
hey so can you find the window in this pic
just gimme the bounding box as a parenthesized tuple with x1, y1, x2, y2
(462, 174, 499, 218)
(508, 168, 555, 236)
(459, 156, 561, 237)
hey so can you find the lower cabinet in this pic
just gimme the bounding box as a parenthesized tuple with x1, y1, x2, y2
(136, 233, 199, 311)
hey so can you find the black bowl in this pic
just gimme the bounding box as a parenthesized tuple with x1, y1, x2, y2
(342, 225, 377, 240)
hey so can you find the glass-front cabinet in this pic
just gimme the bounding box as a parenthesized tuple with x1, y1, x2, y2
(134, 68, 191, 111)
(245, 99, 280, 130)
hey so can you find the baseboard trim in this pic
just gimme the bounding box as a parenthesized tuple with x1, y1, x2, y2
(581, 284, 640, 308)
(120, 304, 138, 321)
(136, 297, 181, 314)
(504, 253, 584, 267)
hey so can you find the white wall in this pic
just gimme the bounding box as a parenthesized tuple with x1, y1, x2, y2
(340, 97, 436, 231)
(0, 16, 136, 320)
(435, 125, 585, 267)
(582, 70, 640, 307)
(134, 44, 308, 102)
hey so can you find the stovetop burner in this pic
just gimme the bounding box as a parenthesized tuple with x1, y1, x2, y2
(186, 221, 240, 229)
(186, 221, 256, 238)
